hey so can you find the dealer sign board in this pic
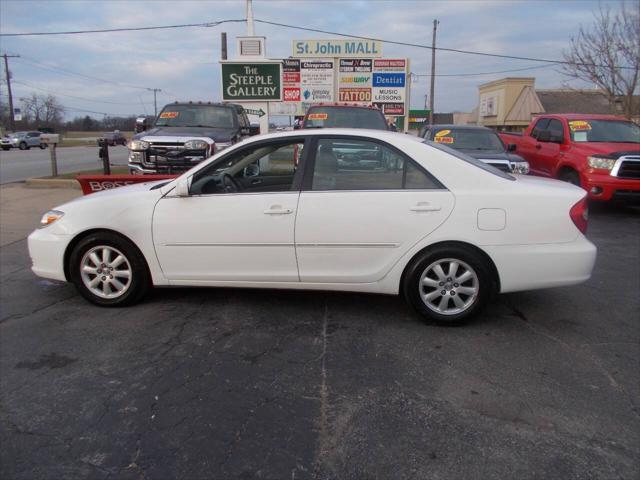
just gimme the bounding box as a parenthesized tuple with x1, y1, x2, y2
(293, 39, 382, 57)
(221, 62, 282, 101)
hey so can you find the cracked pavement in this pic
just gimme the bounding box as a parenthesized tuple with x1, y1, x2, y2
(0, 191, 638, 479)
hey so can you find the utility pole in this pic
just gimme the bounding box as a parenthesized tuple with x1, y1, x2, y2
(246, 0, 255, 35)
(429, 19, 438, 125)
(221, 32, 228, 60)
(147, 88, 161, 117)
(2, 53, 20, 131)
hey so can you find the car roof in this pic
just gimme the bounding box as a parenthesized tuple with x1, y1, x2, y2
(427, 124, 493, 131)
(534, 113, 631, 121)
(239, 128, 423, 144)
(168, 102, 233, 108)
(306, 104, 383, 111)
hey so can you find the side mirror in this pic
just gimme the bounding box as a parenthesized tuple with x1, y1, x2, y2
(537, 130, 551, 142)
(507, 143, 517, 152)
(240, 127, 250, 136)
(243, 163, 260, 177)
(174, 177, 190, 197)
(249, 125, 260, 136)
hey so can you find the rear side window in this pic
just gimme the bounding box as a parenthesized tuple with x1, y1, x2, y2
(425, 141, 515, 181)
(547, 119, 564, 141)
(304, 107, 388, 130)
(310, 138, 443, 191)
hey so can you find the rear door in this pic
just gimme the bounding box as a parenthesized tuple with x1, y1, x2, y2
(294, 136, 455, 283)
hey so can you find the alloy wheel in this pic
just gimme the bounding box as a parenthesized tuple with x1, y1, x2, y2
(80, 245, 132, 299)
(419, 258, 479, 315)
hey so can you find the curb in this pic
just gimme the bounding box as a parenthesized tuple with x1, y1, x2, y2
(25, 178, 81, 190)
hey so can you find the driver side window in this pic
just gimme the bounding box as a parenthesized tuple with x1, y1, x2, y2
(189, 140, 303, 195)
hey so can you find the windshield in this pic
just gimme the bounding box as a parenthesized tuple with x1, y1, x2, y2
(155, 105, 236, 128)
(569, 120, 640, 143)
(304, 107, 388, 130)
(432, 128, 505, 152)
(9, 132, 26, 138)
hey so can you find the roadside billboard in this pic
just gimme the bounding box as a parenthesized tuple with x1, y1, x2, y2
(221, 62, 282, 101)
(371, 59, 407, 116)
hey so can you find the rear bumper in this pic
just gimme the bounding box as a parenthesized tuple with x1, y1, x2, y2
(582, 171, 640, 201)
(485, 235, 597, 294)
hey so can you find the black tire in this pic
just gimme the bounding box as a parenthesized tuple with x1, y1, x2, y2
(1, 146, 10, 151)
(19, 142, 27, 150)
(403, 244, 494, 325)
(39, 143, 47, 149)
(559, 169, 581, 187)
(68, 232, 151, 307)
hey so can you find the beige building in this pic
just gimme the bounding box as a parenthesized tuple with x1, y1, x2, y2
(474, 77, 638, 131)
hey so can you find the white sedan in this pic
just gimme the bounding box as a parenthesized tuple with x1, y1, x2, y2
(28, 129, 597, 324)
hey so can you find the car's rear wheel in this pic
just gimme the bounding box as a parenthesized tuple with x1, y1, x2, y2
(69, 232, 150, 307)
(403, 245, 494, 325)
(39, 143, 47, 149)
(19, 142, 27, 150)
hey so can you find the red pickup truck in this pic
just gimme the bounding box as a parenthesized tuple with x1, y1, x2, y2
(499, 114, 639, 202)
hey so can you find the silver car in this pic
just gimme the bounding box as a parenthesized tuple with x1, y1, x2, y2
(1, 131, 47, 151)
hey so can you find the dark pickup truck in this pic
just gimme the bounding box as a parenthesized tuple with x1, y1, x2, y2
(128, 102, 258, 174)
(499, 114, 640, 202)
(421, 125, 530, 174)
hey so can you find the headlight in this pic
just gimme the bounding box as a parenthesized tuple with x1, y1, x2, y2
(511, 161, 530, 174)
(39, 210, 64, 228)
(184, 139, 209, 150)
(127, 139, 150, 150)
(587, 155, 616, 170)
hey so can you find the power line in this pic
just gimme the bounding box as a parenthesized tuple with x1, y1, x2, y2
(15, 56, 158, 91)
(254, 18, 636, 71)
(13, 79, 149, 105)
(412, 63, 555, 78)
(0, 19, 246, 37)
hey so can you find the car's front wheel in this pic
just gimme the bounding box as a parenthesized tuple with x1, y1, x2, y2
(69, 232, 150, 307)
(403, 245, 494, 325)
(18, 142, 27, 150)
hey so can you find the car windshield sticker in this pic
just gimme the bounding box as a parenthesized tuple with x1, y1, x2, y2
(435, 129, 451, 137)
(573, 131, 588, 142)
(159, 111, 179, 119)
(308, 113, 328, 120)
(434, 130, 453, 143)
(568, 120, 591, 132)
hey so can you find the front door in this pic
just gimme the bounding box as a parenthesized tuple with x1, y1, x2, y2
(294, 136, 455, 283)
(152, 138, 306, 282)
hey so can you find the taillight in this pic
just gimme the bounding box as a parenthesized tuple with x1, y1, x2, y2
(570, 197, 588, 234)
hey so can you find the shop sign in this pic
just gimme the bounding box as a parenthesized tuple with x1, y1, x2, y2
(301, 60, 334, 102)
(339, 88, 372, 103)
(293, 40, 382, 57)
(221, 63, 282, 101)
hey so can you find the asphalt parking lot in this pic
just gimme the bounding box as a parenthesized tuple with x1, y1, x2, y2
(0, 187, 638, 480)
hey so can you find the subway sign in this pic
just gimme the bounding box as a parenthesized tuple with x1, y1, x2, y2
(221, 62, 282, 101)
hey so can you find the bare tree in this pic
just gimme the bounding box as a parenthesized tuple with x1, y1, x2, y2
(21, 93, 65, 127)
(562, 2, 639, 119)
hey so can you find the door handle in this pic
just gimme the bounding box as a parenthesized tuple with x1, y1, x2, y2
(263, 206, 293, 215)
(410, 203, 441, 212)
(535, 144, 542, 150)
(251, 179, 262, 185)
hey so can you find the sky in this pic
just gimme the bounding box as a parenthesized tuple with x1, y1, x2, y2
(0, 0, 628, 120)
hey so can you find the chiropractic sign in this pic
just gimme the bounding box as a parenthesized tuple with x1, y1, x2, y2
(221, 62, 282, 101)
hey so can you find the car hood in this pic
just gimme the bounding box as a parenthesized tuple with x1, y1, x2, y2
(457, 149, 526, 162)
(134, 126, 237, 142)
(572, 143, 640, 157)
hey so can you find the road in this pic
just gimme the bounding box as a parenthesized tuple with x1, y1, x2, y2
(0, 182, 638, 480)
(0, 146, 129, 184)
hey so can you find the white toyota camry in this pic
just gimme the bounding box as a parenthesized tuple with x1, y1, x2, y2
(29, 129, 597, 324)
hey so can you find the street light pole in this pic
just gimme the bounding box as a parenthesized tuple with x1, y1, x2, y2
(2, 53, 20, 131)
